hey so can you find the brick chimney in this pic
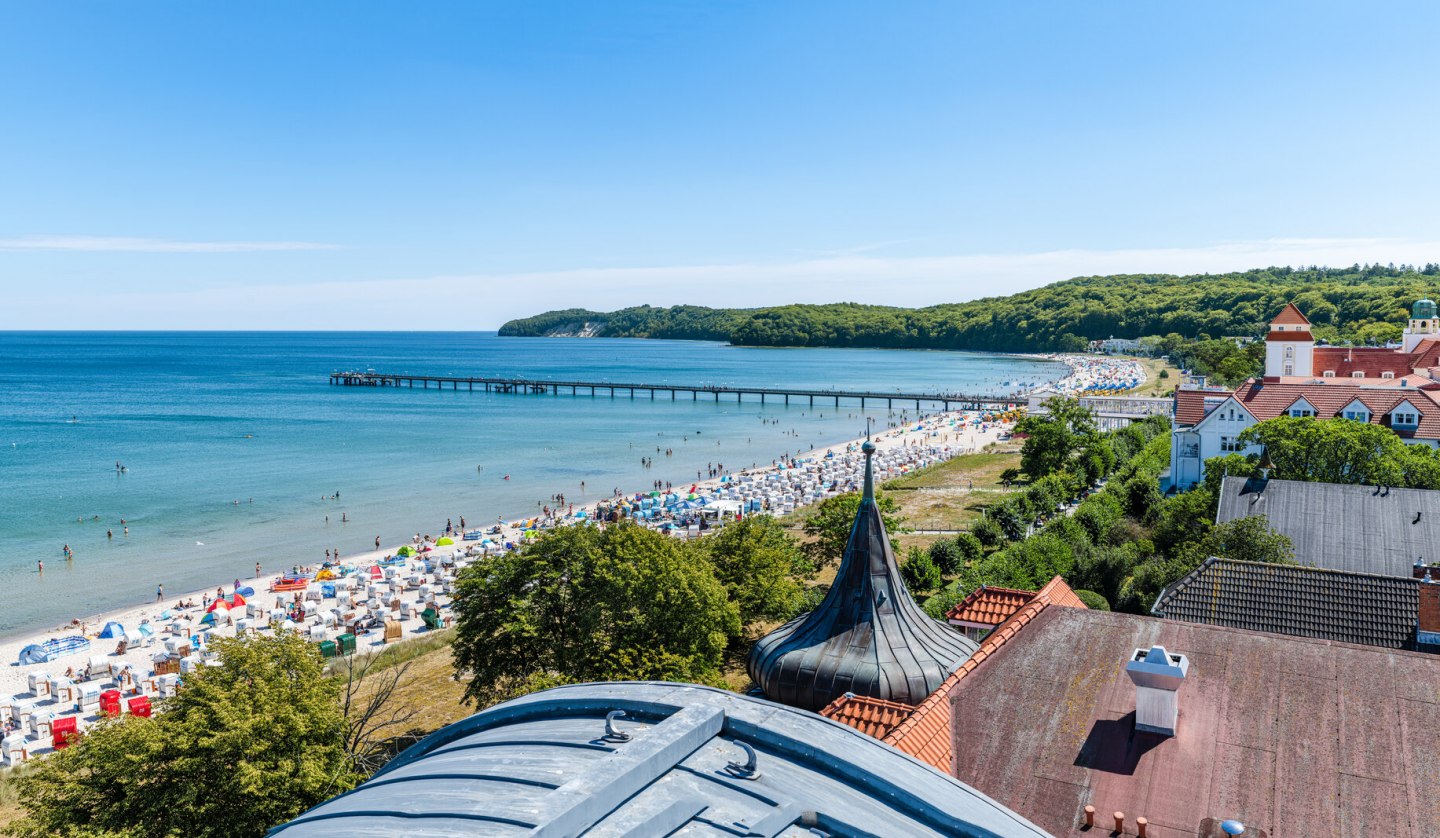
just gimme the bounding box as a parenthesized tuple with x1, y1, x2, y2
(1126, 645, 1190, 736)
(1417, 575, 1440, 653)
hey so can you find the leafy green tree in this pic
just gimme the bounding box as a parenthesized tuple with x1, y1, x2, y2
(970, 515, 1005, 548)
(921, 585, 967, 621)
(1015, 397, 1098, 479)
(1203, 515, 1294, 565)
(9, 633, 354, 838)
(901, 546, 942, 594)
(451, 523, 740, 706)
(1237, 416, 1417, 486)
(801, 491, 902, 565)
(927, 537, 963, 575)
(1073, 589, 1111, 611)
(692, 515, 810, 627)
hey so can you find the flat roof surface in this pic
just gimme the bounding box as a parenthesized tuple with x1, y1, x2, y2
(271, 681, 1048, 838)
(1216, 475, 1440, 577)
(948, 607, 1440, 838)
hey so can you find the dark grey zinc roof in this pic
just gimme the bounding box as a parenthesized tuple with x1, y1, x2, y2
(748, 442, 976, 711)
(1152, 556, 1420, 649)
(270, 682, 1046, 838)
(1215, 475, 1440, 577)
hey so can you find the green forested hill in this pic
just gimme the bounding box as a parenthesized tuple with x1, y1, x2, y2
(498, 264, 1440, 352)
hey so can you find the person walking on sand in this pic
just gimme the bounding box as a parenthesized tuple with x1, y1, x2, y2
(155, 584, 163, 602)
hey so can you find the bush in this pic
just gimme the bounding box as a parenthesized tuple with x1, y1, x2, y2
(928, 537, 963, 574)
(922, 585, 967, 621)
(901, 546, 942, 594)
(1073, 589, 1111, 611)
(971, 516, 1005, 548)
(952, 532, 984, 565)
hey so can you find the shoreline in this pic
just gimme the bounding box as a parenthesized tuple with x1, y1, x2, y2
(0, 353, 1140, 657)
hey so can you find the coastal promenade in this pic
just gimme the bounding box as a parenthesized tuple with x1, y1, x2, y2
(330, 370, 1022, 411)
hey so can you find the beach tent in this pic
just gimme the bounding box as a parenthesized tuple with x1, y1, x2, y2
(199, 612, 217, 626)
(98, 621, 126, 639)
(231, 593, 247, 607)
(435, 537, 454, 546)
(236, 586, 255, 598)
(396, 546, 415, 557)
(206, 599, 230, 614)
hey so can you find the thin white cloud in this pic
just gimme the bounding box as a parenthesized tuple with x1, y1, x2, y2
(0, 235, 339, 253)
(8, 236, 1440, 329)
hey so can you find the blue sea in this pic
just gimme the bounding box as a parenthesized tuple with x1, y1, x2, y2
(0, 332, 1064, 637)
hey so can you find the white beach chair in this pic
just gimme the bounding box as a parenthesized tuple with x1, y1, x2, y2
(30, 710, 55, 740)
(179, 657, 199, 674)
(321, 612, 338, 629)
(27, 672, 51, 698)
(3, 734, 28, 766)
(157, 674, 180, 698)
(336, 590, 352, 608)
(399, 602, 413, 620)
(87, 656, 111, 678)
(307, 624, 326, 642)
(77, 684, 101, 713)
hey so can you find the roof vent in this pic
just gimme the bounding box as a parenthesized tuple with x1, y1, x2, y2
(1126, 645, 1190, 737)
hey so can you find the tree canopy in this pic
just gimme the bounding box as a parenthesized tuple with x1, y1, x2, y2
(8, 633, 354, 838)
(800, 490, 902, 565)
(501, 264, 1440, 355)
(692, 515, 812, 629)
(450, 522, 741, 706)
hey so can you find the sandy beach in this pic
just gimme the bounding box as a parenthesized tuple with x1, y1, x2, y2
(0, 352, 1141, 762)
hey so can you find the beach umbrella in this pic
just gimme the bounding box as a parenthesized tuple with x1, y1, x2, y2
(200, 612, 217, 625)
(435, 537, 455, 546)
(231, 593, 247, 607)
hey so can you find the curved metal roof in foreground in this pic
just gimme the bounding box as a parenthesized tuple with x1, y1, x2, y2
(748, 439, 977, 711)
(270, 681, 1046, 838)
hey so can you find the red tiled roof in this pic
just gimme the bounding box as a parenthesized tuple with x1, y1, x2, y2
(1312, 346, 1416, 379)
(1232, 378, 1440, 439)
(1174, 388, 1230, 427)
(877, 576, 1087, 772)
(1270, 302, 1312, 325)
(1264, 330, 1314, 342)
(945, 585, 1034, 626)
(817, 693, 915, 740)
(947, 606, 1440, 838)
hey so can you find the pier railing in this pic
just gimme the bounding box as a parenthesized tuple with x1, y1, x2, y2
(329, 371, 1021, 411)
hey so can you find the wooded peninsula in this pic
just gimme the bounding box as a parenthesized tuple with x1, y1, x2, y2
(499, 264, 1440, 352)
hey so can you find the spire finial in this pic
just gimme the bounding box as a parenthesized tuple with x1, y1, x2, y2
(861, 423, 876, 501)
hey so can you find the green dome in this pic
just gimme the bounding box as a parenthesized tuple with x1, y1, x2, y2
(1414, 299, 1437, 320)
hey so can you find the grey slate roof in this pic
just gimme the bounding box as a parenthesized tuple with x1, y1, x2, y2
(747, 440, 976, 712)
(1152, 556, 1420, 649)
(1215, 475, 1440, 577)
(269, 681, 1048, 838)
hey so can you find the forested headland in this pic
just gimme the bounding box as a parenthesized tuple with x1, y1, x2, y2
(500, 264, 1440, 353)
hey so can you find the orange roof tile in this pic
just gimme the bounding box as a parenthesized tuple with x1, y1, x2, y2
(818, 693, 915, 740)
(879, 575, 1088, 772)
(945, 585, 1034, 626)
(1270, 302, 1312, 326)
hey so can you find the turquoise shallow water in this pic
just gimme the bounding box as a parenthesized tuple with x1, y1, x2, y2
(0, 332, 1063, 636)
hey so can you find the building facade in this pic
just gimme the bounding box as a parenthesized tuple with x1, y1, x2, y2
(1168, 299, 1440, 490)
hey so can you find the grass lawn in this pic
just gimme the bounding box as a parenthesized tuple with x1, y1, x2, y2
(1132, 355, 1181, 397)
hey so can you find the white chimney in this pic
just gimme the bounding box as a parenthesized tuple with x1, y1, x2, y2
(1126, 644, 1190, 736)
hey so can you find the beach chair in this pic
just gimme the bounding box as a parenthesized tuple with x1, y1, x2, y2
(336, 633, 356, 656)
(30, 709, 56, 739)
(27, 672, 51, 699)
(235, 618, 252, 636)
(398, 601, 413, 620)
(127, 696, 152, 718)
(157, 674, 180, 698)
(336, 590, 352, 608)
(179, 657, 199, 675)
(3, 733, 29, 765)
(421, 607, 446, 631)
(383, 620, 402, 643)
(321, 612, 338, 629)
(50, 677, 75, 705)
(10, 697, 36, 729)
(87, 656, 111, 678)
(307, 624, 326, 642)
(100, 689, 123, 717)
(77, 683, 101, 714)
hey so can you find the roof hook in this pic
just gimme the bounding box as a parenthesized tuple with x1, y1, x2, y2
(603, 710, 631, 742)
(725, 741, 762, 780)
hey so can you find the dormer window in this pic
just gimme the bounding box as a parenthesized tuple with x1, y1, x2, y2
(1344, 410, 1370, 421)
(1290, 408, 1314, 418)
(1394, 411, 1419, 427)
(1382, 371, 1396, 380)
(1352, 371, 1364, 378)
(1323, 370, 1335, 377)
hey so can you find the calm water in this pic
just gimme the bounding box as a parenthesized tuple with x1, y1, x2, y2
(0, 332, 1063, 636)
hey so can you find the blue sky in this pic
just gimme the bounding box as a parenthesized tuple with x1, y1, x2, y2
(3, 1, 1438, 328)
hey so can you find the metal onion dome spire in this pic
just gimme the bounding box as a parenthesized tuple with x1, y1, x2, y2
(747, 427, 977, 712)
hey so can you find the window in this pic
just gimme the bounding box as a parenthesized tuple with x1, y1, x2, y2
(1393, 412, 1419, 426)
(1290, 408, 1314, 418)
(1284, 346, 1294, 358)
(1284, 363, 1294, 375)
(1383, 371, 1395, 380)
(1220, 436, 1241, 452)
(1353, 371, 1365, 378)
(1323, 370, 1335, 377)
(1344, 410, 1370, 422)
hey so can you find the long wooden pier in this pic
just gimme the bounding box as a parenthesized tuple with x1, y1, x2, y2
(329, 370, 1019, 412)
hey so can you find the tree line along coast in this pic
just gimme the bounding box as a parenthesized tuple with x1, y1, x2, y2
(500, 263, 1440, 386)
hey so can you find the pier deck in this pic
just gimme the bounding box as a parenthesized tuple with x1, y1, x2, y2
(329, 371, 1020, 411)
